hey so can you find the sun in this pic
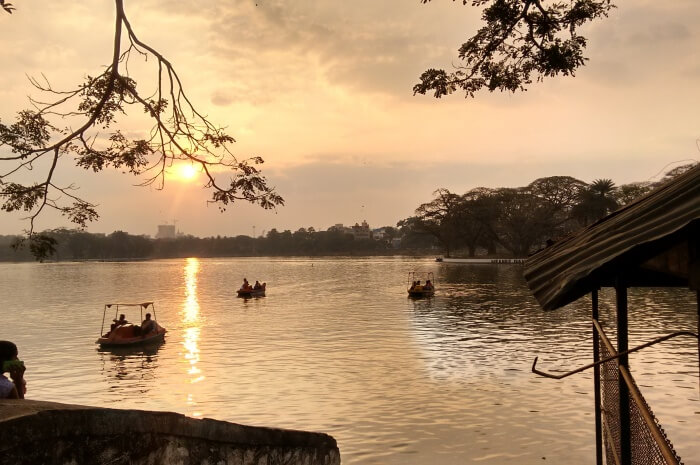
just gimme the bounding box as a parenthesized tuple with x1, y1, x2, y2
(177, 164, 198, 181)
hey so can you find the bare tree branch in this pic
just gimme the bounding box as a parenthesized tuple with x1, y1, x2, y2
(1, 0, 284, 259)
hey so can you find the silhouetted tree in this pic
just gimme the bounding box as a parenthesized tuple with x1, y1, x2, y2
(615, 182, 651, 207)
(654, 163, 698, 186)
(488, 187, 555, 256)
(528, 175, 586, 237)
(573, 178, 618, 226)
(415, 0, 615, 98)
(396, 217, 438, 250)
(461, 187, 500, 255)
(414, 188, 465, 256)
(0, 0, 283, 260)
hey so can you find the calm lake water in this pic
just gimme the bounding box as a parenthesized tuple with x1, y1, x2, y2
(1, 257, 698, 464)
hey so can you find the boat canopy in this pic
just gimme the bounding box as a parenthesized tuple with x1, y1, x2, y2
(106, 302, 154, 308)
(100, 302, 159, 337)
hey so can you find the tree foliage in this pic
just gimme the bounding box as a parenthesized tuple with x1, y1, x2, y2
(572, 178, 618, 226)
(413, 188, 465, 256)
(0, 1, 14, 14)
(404, 166, 696, 258)
(0, 227, 396, 262)
(0, 0, 283, 259)
(414, 0, 615, 98)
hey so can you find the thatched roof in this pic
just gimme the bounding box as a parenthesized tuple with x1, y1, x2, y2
(524, 164, 700, 310)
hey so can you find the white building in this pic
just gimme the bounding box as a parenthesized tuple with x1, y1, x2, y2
(156, 224, 176, 239)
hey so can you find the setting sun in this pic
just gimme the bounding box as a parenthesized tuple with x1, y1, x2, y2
(178, 164, 198, 181)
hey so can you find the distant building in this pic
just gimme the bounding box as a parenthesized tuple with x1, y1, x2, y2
(350, 221, 371, 240)
(327, 221, 371, 239)
(156, 224, 176, 239)
(372, 228, 389, 240)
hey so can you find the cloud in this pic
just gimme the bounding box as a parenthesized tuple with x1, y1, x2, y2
(211, 90, 236, 107)
(626, 22, 691, 45)
(582, 2, 700, 87)
(141, 0, 473, 102)
(2, 0, 699, 239)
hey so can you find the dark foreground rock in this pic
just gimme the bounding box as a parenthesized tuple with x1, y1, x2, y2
(0, 399, 340, 465)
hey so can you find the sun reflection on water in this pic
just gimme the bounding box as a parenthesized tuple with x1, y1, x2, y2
(182, 258, 204, 416)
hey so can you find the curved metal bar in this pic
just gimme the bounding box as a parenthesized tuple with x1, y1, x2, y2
(532, 327, 698, 380)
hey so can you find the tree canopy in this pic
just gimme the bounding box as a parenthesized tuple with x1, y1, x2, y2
(414, 0, 615, 98)
(403, 165, 700, 258)
(0, 0, 283, 259)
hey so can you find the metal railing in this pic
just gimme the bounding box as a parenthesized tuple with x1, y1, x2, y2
(596, 320, 683, 465)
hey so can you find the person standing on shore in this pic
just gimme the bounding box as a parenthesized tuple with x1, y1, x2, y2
(0, 341, 26, 399)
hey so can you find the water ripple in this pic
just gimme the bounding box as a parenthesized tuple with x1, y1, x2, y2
(1, 258, 697, 464)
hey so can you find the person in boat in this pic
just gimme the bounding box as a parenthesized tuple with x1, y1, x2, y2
(241, 278, 252, 291)
(424, 280, 433, 291)
(110, 314, 129, 333)
(253, 280, 262, 290)
(140, 313, 156, 336)
(0, 341, 25, 399)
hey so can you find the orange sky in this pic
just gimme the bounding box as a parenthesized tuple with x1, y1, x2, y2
(1, 1, 699, 237)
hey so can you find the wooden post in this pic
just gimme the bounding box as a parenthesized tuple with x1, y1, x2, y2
(592, 289, 603, 465)
(616, 280, 631, 465)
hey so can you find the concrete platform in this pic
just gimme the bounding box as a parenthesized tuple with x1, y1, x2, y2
(0, 399, 340, 465)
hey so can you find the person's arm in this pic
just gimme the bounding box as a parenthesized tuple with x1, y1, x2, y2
(8, 365, 25, 399)
(5, 384, 19, 399)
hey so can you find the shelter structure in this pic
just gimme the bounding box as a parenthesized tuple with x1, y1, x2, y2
(524, 164, 699, 465)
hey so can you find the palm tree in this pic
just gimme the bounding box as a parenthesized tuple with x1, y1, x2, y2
(573, 179, 619, 226)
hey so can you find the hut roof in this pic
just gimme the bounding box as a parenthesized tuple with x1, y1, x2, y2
(524, 164, 700, 310)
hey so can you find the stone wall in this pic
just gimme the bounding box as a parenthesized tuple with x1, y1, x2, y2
(0, 399, 340, 465)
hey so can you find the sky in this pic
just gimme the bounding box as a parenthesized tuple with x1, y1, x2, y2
(1, 0, 699, 238)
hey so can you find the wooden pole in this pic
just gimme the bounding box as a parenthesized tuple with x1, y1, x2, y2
(616, 280, 631, 465)
(592, 289, 603, 465)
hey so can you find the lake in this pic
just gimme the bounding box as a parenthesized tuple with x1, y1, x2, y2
(1, 257, 698, 464)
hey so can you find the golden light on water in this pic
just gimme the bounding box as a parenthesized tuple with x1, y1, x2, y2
(182, 258, 205, 416)
(183, 257, 201, 325)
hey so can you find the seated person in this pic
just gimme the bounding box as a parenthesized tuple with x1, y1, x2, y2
(253, 280, 262, 290)
(141, 313, 156, 335)
(0, 340, 26, 399)
(424, 280, 433, 290)
(110, 314, 129, 333)
(241, 278, 252, 291)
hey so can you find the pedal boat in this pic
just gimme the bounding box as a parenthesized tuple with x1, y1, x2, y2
(237, 284, 266, 298)
(96, 302, 166, 347)
(407, 271, 436, 298)
(407, 286, 435, 298)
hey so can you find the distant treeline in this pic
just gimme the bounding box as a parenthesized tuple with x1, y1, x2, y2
(398, 164, 697, 258)
(2, 164, 695, 262)
(0, 227, 434, 262)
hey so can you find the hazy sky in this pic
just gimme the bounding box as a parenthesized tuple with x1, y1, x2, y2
(1, 1, 699, 238)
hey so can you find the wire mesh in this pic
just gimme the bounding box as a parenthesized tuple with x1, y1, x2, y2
(598, 325, 683, 465)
